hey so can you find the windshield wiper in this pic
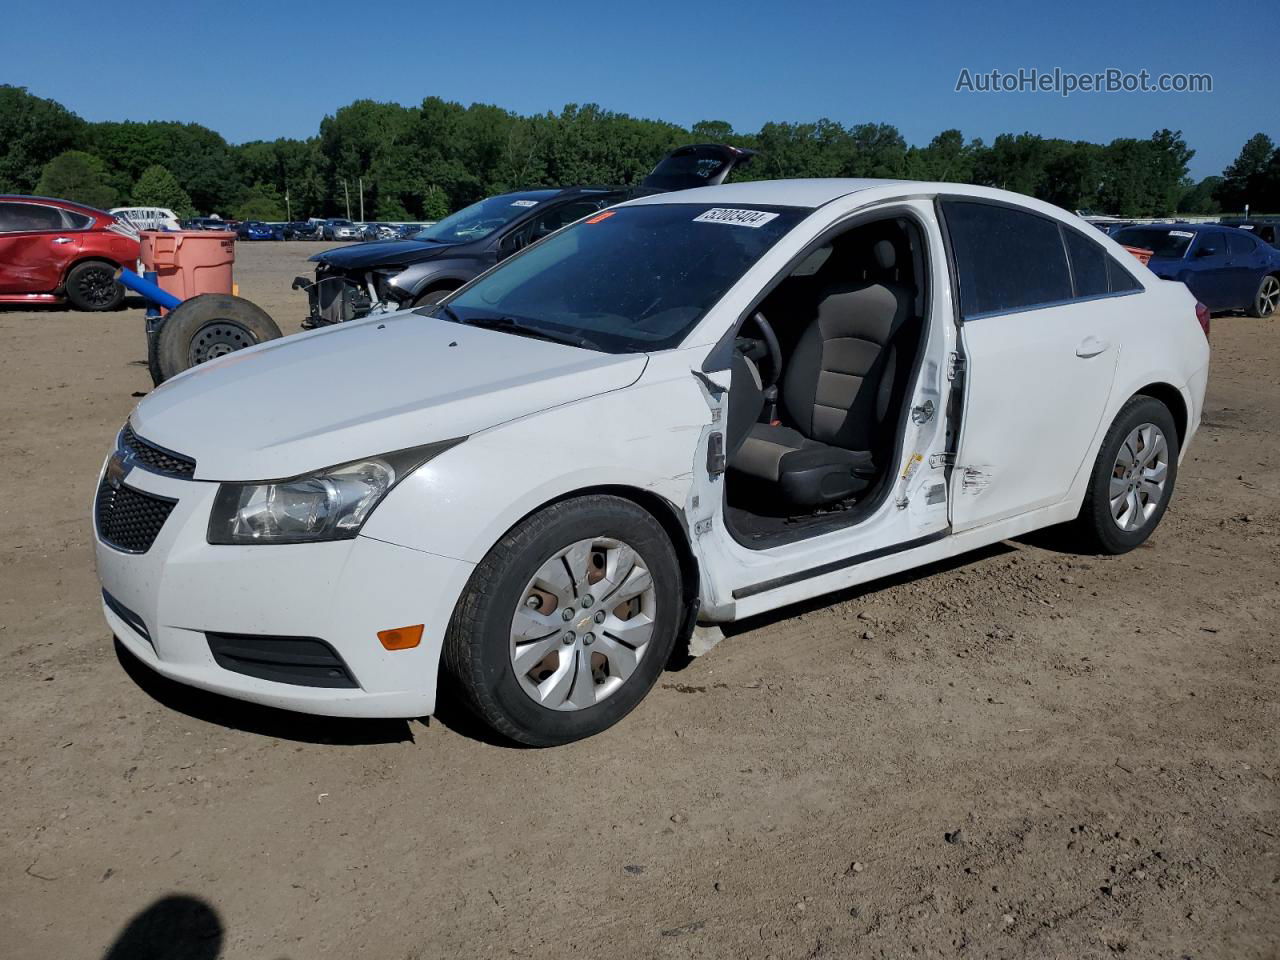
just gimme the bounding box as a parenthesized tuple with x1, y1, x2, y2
(457, 315, 603, 352)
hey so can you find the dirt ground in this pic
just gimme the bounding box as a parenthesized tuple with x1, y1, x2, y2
(0, 240, 1276, 960)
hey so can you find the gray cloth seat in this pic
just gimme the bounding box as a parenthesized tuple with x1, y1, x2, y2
(729, 239, 912, 506)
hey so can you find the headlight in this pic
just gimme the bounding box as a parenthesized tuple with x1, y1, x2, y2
(207, 439, 462, 545)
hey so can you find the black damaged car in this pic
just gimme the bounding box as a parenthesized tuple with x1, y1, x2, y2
(295, 144, 755, 327)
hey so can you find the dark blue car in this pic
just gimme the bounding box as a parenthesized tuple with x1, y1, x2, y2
(1113, 223, 1280, 317)
(236, 220, 283, 241)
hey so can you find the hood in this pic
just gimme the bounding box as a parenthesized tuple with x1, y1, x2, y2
(131, 312, 647, 481)
(310, 238, 449, 269)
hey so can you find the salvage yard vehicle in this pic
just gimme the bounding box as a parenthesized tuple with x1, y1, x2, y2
(94, 178, 1210, 746)
(321, 218, 361, 241)
(1112, 222, 1280, 317)
(0, 195, 140, 310)
(299, 144, 757, 326)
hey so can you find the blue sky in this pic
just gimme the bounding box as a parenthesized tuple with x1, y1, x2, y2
(4, 0, 1275, 179)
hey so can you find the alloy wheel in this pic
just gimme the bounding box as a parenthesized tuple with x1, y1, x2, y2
(509, 537, 656, 711)
(1110, 422, 1169, 532)
(1257, 276, 1280, 317)
(77, 266, 117, 308)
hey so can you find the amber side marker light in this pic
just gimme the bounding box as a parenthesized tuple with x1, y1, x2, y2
(378, 625, 424, 650)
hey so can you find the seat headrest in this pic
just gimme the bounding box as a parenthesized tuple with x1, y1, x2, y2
(872, 239, 896, 272)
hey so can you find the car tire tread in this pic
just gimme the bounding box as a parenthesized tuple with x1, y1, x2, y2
(442, 494, 681, 747)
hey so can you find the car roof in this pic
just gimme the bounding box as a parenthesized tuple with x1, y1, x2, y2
(0, 194, 110, 216)
(622, 178, 908, 209)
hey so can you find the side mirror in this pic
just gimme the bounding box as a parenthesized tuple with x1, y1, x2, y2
(1195, 245, 1219, 258)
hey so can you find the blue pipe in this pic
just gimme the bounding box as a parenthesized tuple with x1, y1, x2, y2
(116, 267, 183, 311)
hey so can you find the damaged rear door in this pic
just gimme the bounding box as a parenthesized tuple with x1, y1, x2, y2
(941, 199, 1121, 530)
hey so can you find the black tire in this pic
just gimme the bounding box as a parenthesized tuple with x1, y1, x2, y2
(412, 286, 457, 308)
(154, 294, 283, 383)
(64, 260, 124, 311)
(1074, 395, 1180, 555)
(443, 495, 682, 746)
(1248, 273, 1280, 318)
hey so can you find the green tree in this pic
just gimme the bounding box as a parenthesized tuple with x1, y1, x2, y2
(234, 182, 286, 221)
(35, 150, 116, 208)
(1215, 133, 1276, 213)
(0, 86, 86, 193)
(132, 164, 194, 217)
(1177, 176, 1222, 214)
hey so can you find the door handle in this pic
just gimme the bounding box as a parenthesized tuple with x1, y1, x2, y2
(1075, 336, 1111, 358)
(52, 237, 74, 245)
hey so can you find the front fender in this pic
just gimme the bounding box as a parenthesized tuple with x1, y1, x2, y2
(360, 372, 707, 564)
(392, 259, 481, 299)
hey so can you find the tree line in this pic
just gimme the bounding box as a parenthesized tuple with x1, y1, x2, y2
(2, 84, 1276, 222)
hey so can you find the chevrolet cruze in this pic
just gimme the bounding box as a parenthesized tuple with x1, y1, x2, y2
(94, 179, 1210, 745)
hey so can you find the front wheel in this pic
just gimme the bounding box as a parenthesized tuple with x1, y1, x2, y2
(1074, 395, 1179, 554)
(1249, 274, 1280, 318)
(443, 495, 682, 746)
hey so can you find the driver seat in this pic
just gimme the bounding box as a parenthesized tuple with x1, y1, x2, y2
(729, 239, 913, 506)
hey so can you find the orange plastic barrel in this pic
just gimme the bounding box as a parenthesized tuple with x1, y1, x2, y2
(139, 231, 236, 309)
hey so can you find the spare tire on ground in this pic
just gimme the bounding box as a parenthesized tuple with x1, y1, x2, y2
(153, 294, 282, 385)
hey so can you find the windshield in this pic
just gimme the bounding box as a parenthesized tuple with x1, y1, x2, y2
(443, 202, 805, 353)
(1113, 227, 1194, 259)
(412, 192, 555, 245)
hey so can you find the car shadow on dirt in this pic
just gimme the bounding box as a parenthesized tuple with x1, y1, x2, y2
(100, 894, 225, 960)
(113, 638, 414, 746)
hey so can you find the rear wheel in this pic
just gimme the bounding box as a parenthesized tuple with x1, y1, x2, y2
(64, 261, 123, 311)
(1074, 396, 1179, 554)
(443, 495, 682, 746)
(154, 294, 283, 383)
(1250, 274, 1280, 318)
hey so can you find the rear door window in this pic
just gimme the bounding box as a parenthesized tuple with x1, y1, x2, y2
(942, 200, 1072, 318)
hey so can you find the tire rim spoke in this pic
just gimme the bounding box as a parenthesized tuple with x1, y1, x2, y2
(510, 535, 657, 712)
(1109, 422, 1169, 533)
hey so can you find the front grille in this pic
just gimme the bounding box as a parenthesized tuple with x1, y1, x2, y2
(120, 424, 196, 479)
(206, 633, 358, 688)
(95, 480, 176, 553)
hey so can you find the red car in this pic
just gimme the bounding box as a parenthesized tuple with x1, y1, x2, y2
(0, 196, 141, 311)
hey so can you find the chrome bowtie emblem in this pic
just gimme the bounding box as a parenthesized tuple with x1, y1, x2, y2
(105, 452, 129, 490)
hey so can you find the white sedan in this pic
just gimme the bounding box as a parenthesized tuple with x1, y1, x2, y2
(93, 179, 1210, 745)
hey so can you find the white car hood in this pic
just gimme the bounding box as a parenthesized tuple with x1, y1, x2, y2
(131, 312, 647, 480)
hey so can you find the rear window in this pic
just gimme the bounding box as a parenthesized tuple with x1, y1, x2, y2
(1113, 228, 1194, 259)
(942, 200, 1072, 318)
(445, 203, 805, 353)
(1064, 228, 1109, 298)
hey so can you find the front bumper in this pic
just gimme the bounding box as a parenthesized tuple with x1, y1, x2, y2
(94, 461, 474, 718)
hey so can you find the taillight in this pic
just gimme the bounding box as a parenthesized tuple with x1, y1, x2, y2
(1194, 302, 1211, 341)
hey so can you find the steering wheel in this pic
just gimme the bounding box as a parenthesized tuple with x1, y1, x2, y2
(745, 311, 783, 388)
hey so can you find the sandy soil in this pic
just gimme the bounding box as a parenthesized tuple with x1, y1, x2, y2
(0, 241, 1276, 959)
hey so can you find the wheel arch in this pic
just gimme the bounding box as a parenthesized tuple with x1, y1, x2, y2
(453, 483, 702, 664)
(1133, 381, 1188, 446)
(522, 483, 699, 639)
(59, 254, 123, 289)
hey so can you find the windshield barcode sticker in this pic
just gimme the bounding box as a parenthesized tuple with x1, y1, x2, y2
(511, 200, 539, 207)
(1169, 230, 1195, 238)
(693, 208, 780, 228)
